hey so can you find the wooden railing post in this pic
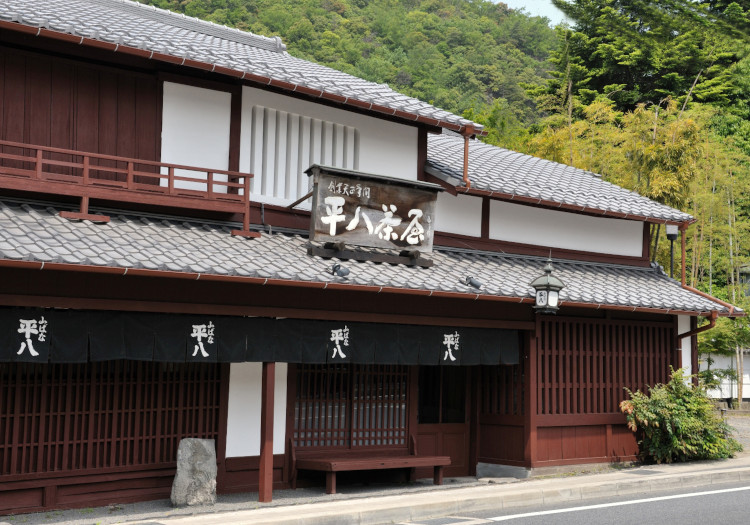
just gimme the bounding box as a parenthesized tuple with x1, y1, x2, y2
(35, 148, 43, 179)
(231, 175, 259, 238)
(168, 167, 175, 195)
(2, 139, 255, 234)
(243, 175, 250, 231)
(82, 156, 90, 185)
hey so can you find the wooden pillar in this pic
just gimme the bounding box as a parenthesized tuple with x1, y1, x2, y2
(259, 362, 275, 503)
(524, 326, 538, 467)
(228, 85, 243, 173)
(691, 316, 699, 387)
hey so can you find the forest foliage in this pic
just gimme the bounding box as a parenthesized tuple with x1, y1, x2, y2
(140, 0, 750, 358)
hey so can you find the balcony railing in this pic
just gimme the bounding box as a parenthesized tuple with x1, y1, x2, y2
(0, 139, 259, 237)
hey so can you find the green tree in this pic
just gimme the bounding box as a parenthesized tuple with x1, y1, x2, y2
(546, 0, 748, 111)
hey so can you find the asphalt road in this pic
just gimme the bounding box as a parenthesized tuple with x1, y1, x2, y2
(403, 480, 750, 525)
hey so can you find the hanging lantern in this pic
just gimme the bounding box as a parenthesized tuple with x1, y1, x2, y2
(529, 258, 565, 314)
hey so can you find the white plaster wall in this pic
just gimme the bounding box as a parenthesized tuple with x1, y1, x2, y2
(702, 353, 750, 400)
(434, 193, 482, 237)
(161, 81, 232, 191)
(678, 315, 693, 376)
(239, 85, 418, 207)
(488, 200, 644, 257)
(225, 362, 288, 458)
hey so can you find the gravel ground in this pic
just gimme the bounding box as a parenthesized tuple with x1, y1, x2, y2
(726, 412, 750, 454)
(5, 413, 750, 525)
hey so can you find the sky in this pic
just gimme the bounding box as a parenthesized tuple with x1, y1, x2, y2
(499, 0, 567, 26)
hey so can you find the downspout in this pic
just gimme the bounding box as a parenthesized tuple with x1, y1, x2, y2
(676, 310, 718, 386)
(463, 126, 474, 189)
(677, 310, 718, 341)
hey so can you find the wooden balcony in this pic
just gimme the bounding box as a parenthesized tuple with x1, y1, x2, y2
(0, 140, 259, 237)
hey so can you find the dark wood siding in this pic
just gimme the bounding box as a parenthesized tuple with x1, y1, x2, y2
(478, 364, 525, 466)
(0, 362, 221, 514)
(531, 316, 675, 466)
(537, 318, 674, 417)
(0, 45, 160, 176)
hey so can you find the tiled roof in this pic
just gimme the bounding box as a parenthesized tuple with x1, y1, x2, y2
(0, 199, 732, 316)
(0, 0, 480, 133)
(426, 134, 693, 224)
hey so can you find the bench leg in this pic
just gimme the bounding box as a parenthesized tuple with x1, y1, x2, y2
(326, 471, 337, 494)
(408, 467, 417, 482)
(433, 465, 444, 486)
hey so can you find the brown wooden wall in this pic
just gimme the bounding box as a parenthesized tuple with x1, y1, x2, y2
(0, 362, 222, 515)
(537, 317, 674, 417)
(0, 45, 160, 165)
(478, 364, 526, 466)
(531, 316, 676, 466)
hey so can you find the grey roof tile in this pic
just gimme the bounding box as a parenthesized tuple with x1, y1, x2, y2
(2, 0, 478, 132)
(0, 200, 733, 315)
(426, 134, 693, 223)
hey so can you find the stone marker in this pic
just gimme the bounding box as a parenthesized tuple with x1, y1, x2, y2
(171, 438, 217, 507)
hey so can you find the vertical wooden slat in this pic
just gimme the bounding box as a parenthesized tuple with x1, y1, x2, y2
(584, 324, 590, 414)
(550, 320, 557, 415)
(1, 365, 10, 474)
(569, 323, 582, 414)
(154, 364, 164, 464)
(597, 324, 604, 414)
(70, 364, 81, 470)
(132, 362, 141, 465)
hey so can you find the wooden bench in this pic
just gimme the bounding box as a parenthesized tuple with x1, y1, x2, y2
(289, 437, 451, 495)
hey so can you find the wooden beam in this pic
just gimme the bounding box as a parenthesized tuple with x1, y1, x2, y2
(259, 362, 275, 502)
(524, 324, 537, 466)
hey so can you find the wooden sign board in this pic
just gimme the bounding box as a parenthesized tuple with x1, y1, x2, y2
(308, 165, 442, 253)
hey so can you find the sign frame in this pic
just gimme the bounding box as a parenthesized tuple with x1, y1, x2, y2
(307, 165, 443, 254)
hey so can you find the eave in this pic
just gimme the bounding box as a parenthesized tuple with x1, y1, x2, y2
(0, 20, 486, 137)
(0, 258, 735, 319)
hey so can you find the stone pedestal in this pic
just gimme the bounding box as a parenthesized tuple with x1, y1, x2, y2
(171, 438, 217, 507)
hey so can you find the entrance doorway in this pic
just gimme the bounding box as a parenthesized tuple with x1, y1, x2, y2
(416, 366, 470, 477)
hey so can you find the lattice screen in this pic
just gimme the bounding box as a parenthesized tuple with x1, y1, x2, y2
(537, 318, 674, 415)
(293, 364, 408, 449)
(0, 361, 221, 476)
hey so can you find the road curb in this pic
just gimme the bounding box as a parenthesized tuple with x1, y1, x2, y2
(125, 464, 750, 525)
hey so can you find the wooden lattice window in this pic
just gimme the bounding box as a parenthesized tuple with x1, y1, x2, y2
(293, 364, 408, 450)
(0, 361, 221, 477)
(481, 363, 524, 417)
(537, 318, 674, 416)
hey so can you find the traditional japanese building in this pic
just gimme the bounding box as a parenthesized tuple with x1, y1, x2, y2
(0, 0, 740, 515)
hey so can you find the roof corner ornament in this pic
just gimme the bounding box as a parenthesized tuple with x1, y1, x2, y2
(529, 257, 565, 315)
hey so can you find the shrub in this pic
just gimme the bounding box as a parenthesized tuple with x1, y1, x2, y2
(619, 368, 742, 464)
